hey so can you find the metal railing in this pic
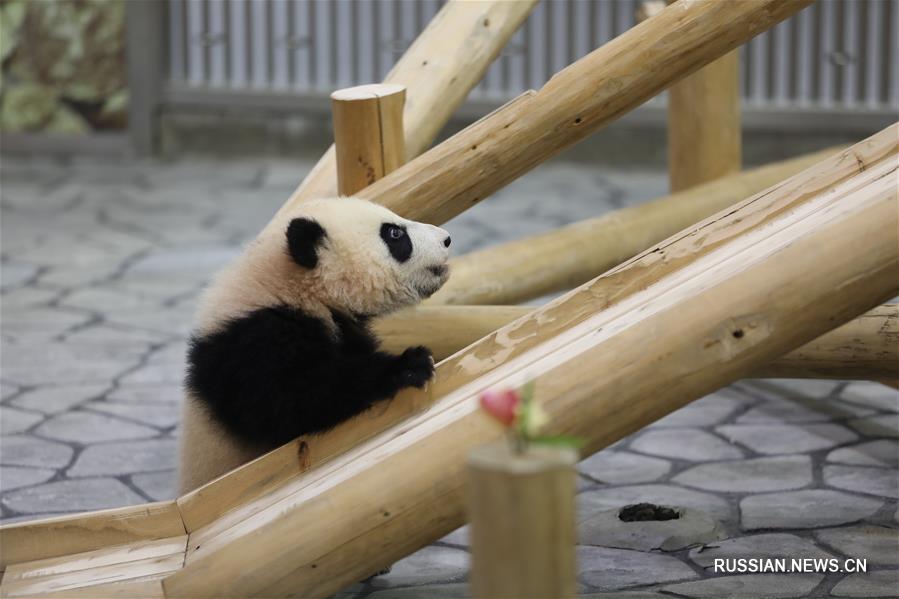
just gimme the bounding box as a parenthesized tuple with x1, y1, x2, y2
(125, 0, 898, 153)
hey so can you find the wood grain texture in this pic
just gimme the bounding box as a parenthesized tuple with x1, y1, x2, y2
(377, 304, 899, 379)
(331, 84, 406, 196)
(0, 501, 185, 570)
(276, 0, 538, 208)
(162, 125, 899, 599)
(426, 148, 840, 306)
(668, 49, 742, 191)
(468, 443, 577, 599)
(353, 0, 813, 225)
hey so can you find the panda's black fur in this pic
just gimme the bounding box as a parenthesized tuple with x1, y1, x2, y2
(186, 306, 434, 449)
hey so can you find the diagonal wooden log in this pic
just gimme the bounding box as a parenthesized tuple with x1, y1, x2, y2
(426, 148, 841, 306)
(349, 0, 815, 225)
(375, 305, 899, 380)
(277, 0, 538, 209)
(163, 126, 899, 598)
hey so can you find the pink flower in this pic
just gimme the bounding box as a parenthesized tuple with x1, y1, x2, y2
(479, 388, 521, 427)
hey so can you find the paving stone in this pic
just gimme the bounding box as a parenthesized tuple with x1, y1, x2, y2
(827, 440, 899, 468)
(578, 545, 698, 590)
(1, 435, 73, 468)
(752, 378, 840, 399)
(68, 438, 177, 477)
(580, 506, 725, 551)
(579, 450, 671, 484)
(823, 465, 899, 499)
(649, 390, 747, 428)
(36, 411, 158, 444)
(661, 573, 823, 598)
(689, 533, 833, 569)
(672, 456, 812, 493)
(10, 384, 109, 414)
(0, 406, 43, 434)
(369, 545, 468, 588)
(814, 525, 899, 566)
(0, 307, 92, 340)
(741, 490, 883, 530)
(0, 286, 60, 309)
(0, 381, 20, 401)
(1, 342, 145, 386)
(848, 414, 899, 439)
(38, 262, 125, 288)
(0, 465, 56, 491)
(842, 382, 899, 413)
(736, 397, 874, 424)
(62, 288, 163, 315)
(581, 593, 669, 598)
(578, 484, 732, 522)
(62, 323, 172, 345)
(0, 261, 38, 290)
(85, 401, 180, 428)
(630, 429, 743, 462)
(439, 525, 469, 547)
(366, 583, 468, 599)
(830, 570, 899, 597)
(131, 471, 177, 501)
(716, 423, 858, 455)
(1, 478, 145, 513)
(107, 384, 183, 404)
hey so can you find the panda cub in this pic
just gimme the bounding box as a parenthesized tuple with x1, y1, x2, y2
(179, 197, 451, 492)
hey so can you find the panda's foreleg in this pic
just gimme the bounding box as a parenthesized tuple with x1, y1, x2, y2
(299, 345, 434, 433)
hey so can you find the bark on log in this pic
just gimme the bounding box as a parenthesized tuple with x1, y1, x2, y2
(163, 125, 899, 599)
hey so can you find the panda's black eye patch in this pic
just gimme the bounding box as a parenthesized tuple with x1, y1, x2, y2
(380, 223, 412, 263)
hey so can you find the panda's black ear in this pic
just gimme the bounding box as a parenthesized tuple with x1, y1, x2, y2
(286, 218, 327, 268)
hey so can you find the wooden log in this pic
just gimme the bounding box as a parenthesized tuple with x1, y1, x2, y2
(331, 84, 406, 196)
(426, 148, 841, 306)
(0, 502, 185, 570)
(377, 305, 899, 379)
(162, 126, 899, 599)
(374, 305, 530, 361)
(278, 0, 538, 207)
(645, 0, 741, 191)
(668, 49, 742, 190)
(468, 444, 578, 599)
(349, 0, 814, 225)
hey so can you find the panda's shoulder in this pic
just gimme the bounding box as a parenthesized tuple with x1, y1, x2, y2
(192, 305, 338, 359)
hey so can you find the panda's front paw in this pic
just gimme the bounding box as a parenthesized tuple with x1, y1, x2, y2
(394, 346, 435, 389)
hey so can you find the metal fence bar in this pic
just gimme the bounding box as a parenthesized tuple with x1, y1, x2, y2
(157, 0, 897, 128)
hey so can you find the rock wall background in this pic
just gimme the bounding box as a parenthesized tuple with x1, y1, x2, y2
(0, 0, 127, 134)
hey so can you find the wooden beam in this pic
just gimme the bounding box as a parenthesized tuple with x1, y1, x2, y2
(277, 0, 538, 207)
(377, 305, 899, 381)
(641, 0, 742, 191)
(331, 84, 406, 196)
(163, 125, 899, 599)
(668, 49, 742, 190)
(753, 304, 899, 379)
(350, 0, 814, 225)
(468, 444, 578, 599)
(426, 148, 841, 306)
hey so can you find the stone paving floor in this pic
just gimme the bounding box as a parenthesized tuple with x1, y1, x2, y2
(1, 153, 897, 598)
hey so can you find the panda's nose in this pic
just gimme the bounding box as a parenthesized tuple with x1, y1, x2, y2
(443, 236, 451, 248)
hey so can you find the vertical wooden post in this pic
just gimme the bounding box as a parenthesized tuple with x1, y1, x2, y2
(639, 0, 742, 192)
(468, 443, 578, 599)
(331, 84, 407, 196)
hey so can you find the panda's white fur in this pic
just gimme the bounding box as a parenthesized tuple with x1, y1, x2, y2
(179, 197, 450, 492)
